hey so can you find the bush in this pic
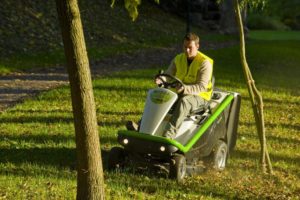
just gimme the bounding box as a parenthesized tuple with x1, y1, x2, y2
(283, 16, 300, 30)
(247, 14, 290, 30)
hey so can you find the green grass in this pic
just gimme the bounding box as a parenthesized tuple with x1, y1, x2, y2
(0, 31, 300, 199)
(249, 30, 300, 41)
(0, 31, 235, 75)
(0, 49, 66, 74)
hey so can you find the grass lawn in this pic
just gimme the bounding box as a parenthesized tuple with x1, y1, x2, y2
(0, 31, 299, 199)
(248, 30, 300, 41)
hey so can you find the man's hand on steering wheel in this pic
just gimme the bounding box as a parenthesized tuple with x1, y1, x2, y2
(175, 83, 184, 94)
(154, 76, 164, 86)
(154, 73, 185, 94)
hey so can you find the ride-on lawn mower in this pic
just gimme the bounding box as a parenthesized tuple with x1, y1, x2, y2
(108, 73, 241, 182)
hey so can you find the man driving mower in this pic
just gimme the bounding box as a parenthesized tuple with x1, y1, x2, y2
(127, 32, 213, 139)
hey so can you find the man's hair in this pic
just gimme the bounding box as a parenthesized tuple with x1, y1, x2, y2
(184, 32, 200, 45)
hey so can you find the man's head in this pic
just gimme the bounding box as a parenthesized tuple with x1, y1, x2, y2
(183, 33, 200, 59)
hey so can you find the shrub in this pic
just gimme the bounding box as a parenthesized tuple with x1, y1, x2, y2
(283, 16, 300, 30)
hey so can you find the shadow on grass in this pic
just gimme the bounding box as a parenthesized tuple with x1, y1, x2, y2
(239, 131, 300, 146)
(233, 149, 300, 168)
(0, 133, 74, 144)
(268, 134, 300, 146)
(6, 108, 72, 114)
(93, 85, 149, 92)
(0, 115, 74, 124)
(0, 147, 112, 176)
(1, 111, 141, 126)
(233, 149, 300, 179)
(98, 121, 129, 127)
(240, 121, 300, 132)
(0, 88, 44, 95)
(99, 110, 142, 116)
(104, 73, 154, 80)
(0, 73, 68, 81)
(0, 147, 76, 168)
(263, 97, 300, 105)
(0, 128, 117, 166)
(0, 133, 117, 147)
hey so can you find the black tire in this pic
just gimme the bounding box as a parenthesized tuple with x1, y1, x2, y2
(212, 140, 228, 171)
(169, 154, 186, 183)
(108, 147, 126, 170)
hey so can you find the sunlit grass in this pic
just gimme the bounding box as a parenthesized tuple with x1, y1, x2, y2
(0, 33, 299, 199)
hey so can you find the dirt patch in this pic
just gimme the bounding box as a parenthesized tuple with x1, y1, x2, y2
(0, 41, 237, 112)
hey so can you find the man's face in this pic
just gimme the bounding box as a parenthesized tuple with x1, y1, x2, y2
(183, 40, 199, 59)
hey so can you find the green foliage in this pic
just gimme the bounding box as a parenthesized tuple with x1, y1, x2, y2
(264, 0, 300, 20)
(112, 0, 159, 21)
(247, 0, 300, 30)
(240, 0, 267, 10)
(124, 0, 141, 21)
(111, 0, 141, 21)
(233, 0, 300, 30)
(0, 31, 299, 199)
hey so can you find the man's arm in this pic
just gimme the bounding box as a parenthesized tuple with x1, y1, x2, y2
(183, 59, 212, 95)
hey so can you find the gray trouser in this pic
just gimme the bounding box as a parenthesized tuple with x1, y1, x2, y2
(166, 95, 206, 134)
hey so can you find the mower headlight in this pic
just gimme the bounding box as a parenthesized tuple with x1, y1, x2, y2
(160, 146, 166, 152)
(123, 138, 129, 145)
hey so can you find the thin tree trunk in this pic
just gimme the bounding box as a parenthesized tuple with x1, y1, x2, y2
(233, 0, 273, 174)
(55, 0, 105, 199)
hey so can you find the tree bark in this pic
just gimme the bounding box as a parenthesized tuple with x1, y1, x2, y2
(220, 0, 249, 35)
(234, 0, 273, 174)
(55, 0, 105, 199)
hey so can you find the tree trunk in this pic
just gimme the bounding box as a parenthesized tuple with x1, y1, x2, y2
(220, 0, 249, 35)
(233, 0, 273, 174)
(220, 0, 238, 34)
(55, 0, 105, 199)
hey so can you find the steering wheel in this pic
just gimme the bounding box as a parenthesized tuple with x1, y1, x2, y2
(154, 73, 184, 89)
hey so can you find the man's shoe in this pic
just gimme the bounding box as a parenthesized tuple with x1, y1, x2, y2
(126, 121, 139, 131)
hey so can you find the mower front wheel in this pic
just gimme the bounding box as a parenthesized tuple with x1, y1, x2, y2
(108, 147, 126, 170)
(212, 140, 228, 171)
(169, 154, 186, 183)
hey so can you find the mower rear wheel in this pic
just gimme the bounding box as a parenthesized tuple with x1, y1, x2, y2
(212, 140, 228, 171)
(169, 154, 186, 183)
(108, 147, 126, 170)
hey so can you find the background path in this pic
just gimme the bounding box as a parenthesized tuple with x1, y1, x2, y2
(0, 41, 237, 112)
